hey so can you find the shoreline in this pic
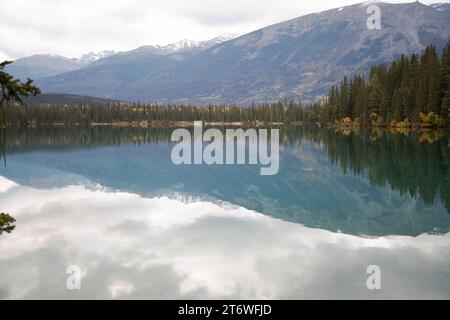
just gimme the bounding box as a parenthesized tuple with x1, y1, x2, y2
(3, 120, 293, 128)
(1, 120, 449, 130)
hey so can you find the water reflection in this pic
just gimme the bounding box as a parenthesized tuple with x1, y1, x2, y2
(0, 177, 449, 299)
(320, 128, 450, 213)
(0, 126, 449, 236)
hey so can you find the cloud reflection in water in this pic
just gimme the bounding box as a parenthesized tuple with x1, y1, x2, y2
(0, 176, 449, 299)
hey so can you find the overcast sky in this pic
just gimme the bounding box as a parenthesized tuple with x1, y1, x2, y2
(0, 0, 442, 61)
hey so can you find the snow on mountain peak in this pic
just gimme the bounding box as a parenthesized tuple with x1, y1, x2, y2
(430, 3, 450, 11)
(162, 34, 238, 52)
(133, 33, 239, 56)
(162, 39, 201, 51)
(75, 50, 115, 65)
(212, 33, 239, 42)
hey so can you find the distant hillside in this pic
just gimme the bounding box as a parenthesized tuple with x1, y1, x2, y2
(6, 34, 237, 83)
(26, 94, 126, 105)
(5, 55, 84, 81)
(38, 2, 450, 105)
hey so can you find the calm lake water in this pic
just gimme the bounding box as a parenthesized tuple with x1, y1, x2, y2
(0, 126, 449, 299)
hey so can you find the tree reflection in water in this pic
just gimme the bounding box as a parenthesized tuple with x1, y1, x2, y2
(1, 125, 449, 215)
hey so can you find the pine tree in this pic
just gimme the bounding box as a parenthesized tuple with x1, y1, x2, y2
(339, 77, 349, 119)
(424, 46, 442, 113)
(368, 70, 383, 117)
(409, 54, 420, 119)
(441, 41, 450, 117)
(0, 61, 41, 127)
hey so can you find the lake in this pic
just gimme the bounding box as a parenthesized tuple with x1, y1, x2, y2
(0, 126, 449, 299)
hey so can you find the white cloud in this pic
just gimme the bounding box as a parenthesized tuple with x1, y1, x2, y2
(0, 0, 442, 59)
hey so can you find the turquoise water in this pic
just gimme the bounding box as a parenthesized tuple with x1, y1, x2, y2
(2, 126, 449, 236)
(0, 126, 449, 299)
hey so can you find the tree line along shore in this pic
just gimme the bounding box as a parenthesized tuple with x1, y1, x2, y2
(0, 42, 449, 129)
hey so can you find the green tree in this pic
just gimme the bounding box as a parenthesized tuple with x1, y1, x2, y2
(0, 61, 41, 127)
(441, 41, 450, 117)
(0, 213, 15, 235)
(423, 46, 442, 113)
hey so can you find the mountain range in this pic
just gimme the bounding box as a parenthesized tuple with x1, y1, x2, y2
(7, 2, 450, 105)
(5, 34, 237, 81)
